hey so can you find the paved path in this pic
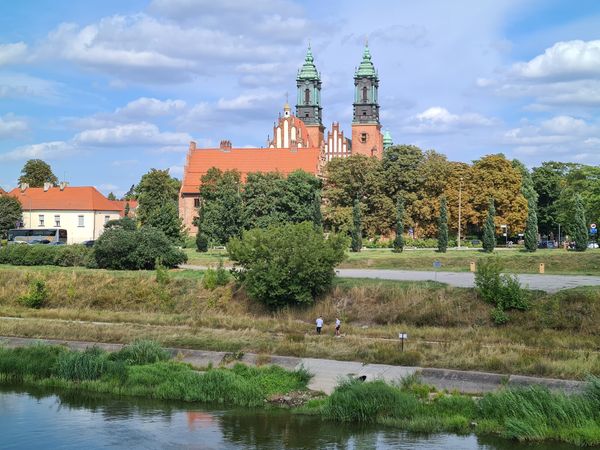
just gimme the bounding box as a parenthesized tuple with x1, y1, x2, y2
(181, 265, 600, 293)
(0, 336, 584, 395)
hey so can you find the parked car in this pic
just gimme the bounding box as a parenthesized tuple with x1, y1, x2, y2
(588, 242, 599, 249)
(538, 241, 555, 249)
(82, 240, 95, 248)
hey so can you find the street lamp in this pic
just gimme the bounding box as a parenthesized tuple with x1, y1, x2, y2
(458, 177, 463, 249)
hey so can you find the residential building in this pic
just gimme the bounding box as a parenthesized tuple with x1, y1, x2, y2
(9, 184, 125, 244)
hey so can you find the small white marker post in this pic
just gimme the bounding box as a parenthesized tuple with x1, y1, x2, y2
(399, 332, 408, 352)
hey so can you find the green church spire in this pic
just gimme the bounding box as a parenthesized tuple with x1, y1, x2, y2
(355, 43, 377, 78)
(297, 44, 320, 81)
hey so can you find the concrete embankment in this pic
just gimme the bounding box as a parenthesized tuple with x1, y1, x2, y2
(0, 336, 585, 395)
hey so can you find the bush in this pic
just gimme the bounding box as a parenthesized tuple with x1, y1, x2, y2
(54, 245, 91, 267)
(227, 222, 347, 308)
(0, 244, 91, 267)
(20, 279, 48, 308)
(475, 257, 529, 323)
(93, 227, 187, 270)
(155, 258, 170, 285)
(202, 260, 230, 290)
(196, 232, 209, 252)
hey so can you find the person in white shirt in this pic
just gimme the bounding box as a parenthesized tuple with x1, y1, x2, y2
(335, 317, 341, 336)
(316, 316, 324, 335)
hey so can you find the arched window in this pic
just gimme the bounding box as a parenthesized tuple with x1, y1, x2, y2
(362, 86, 368, 102)
(304, 88, 310, 105)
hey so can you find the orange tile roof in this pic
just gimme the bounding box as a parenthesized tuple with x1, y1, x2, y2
(0, 187, 6, 195)
(112, 199, 138, 217)
(8, 186, 122, 212)
(181, 147, 321, 194)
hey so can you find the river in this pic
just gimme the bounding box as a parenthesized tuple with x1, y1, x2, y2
(0, 385, 587, 449)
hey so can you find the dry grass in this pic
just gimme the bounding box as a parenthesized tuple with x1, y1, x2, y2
(2, 266, 600, 380)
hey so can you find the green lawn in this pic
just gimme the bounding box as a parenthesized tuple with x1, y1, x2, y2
(184, 246, 600, 275)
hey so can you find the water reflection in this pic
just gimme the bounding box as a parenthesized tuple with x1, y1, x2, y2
(0, 385, 586, 450)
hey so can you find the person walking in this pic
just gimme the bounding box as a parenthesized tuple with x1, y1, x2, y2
(316, 316, 324, 335)
(335, 317, 341, 336)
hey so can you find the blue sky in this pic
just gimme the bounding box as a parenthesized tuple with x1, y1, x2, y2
(1, 0, 600, 196)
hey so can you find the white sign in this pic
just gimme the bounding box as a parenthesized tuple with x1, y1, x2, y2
(398, 333, 408, 339)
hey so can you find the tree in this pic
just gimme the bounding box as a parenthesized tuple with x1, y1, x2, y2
(107, 192, 117, 201)
(573, 194, 588, 252)
(104, 216, 137, 231)
(532, 162, 570, 236)
(524, 197, 539, 252)
(124, 184, 136, 200)
(437, 196, 448, 253)
(18, 159, 58, 187)
(0, 195, 22, 239)
(350, 198, 362, 252)
(197, 168, 243, 245)
(135, 169, 183, 243)
(482, 198, 496, 253)
(392, 196, 405, 253)
(196, 231, 208, 252)
(227, 222, 346, 308)
(312, 190, 323, 229)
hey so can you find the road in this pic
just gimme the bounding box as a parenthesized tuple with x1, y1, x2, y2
(180, 265, 600, 293)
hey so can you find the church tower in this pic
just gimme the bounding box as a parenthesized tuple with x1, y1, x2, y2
(296, 45, 324, 147)
(351, 43, 383, 158)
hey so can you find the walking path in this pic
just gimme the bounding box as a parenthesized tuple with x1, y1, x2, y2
(0, 336, 584, 395)
(180, 265, 600, 293)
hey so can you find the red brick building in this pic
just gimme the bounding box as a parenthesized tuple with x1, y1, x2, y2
(179, 44, 393, 234)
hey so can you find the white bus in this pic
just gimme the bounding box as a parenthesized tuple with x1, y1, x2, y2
(7, 229, 68, 245)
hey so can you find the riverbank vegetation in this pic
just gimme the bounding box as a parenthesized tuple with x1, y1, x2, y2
(2, 265, 600, 379)
(3, 341, 600, 446)
(0, 341, 310, 407)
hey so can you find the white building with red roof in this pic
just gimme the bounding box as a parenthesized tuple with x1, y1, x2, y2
(8, 183, 126, 244)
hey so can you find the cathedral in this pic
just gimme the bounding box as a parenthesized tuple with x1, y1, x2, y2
(179, 44, 393, 233)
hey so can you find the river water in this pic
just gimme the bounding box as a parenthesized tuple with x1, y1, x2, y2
(0, 385, 587, 450)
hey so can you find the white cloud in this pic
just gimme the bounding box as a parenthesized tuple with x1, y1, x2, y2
(0, 141, 76, 162)
(74, 122, 191, 146)
(0, 73, 60, 100)
(512, 40, 600, 80)
(0, 42, 28, 66)
(116, 97, 186, 117)
(403, 106, 494, 134)
(0, 115, 28, 138)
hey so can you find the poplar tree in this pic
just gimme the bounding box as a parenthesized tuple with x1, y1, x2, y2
(437, 196, 448, 253)
(573, 194, 588, 252)
(393, 197, 405, 253)
(524, 197, 539, 252)
(482, 198, 496, 253)
(350, 198, 362, 252)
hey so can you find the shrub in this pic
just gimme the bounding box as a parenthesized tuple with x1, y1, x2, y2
(227, 222, 347, 308)
(196, 232, 209, 252)
(54, 245, 91, 267)
(155, 258, 170, 285)
(202, 260, 230, 290)
(20, 279, 48, 308)
(93, 227, 187, 270)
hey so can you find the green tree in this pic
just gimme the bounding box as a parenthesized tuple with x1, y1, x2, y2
(104, 216, 136, 231)
(18, 159, 58, 187)
(573, 194, 588, 252)
(107, 192, 117, 201)
(312, 190, 323, 229)
(198, 168, 243, 245)
(0, 195, 23, 239)
(135, 169, 183, 243)
(524, 197, 538, 252)
(350, 198, 362, 252)
(532, 162, 569, 236)
(227, 222, 346, 308)
(196, 231, 208, 252)
(437, 196, 448, 253)
(392, 196, 405, 253)
(482, 198, 496, 253)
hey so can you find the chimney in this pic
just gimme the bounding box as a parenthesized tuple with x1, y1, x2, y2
(219, 140, 232, 151)
(189, 141, 197, 151)
(19, 183, 29, 192)
(59, 182, 68, 191)
(43, 182, 52, 192)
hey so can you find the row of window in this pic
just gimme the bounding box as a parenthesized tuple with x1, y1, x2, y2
(37, 215, 112, 227)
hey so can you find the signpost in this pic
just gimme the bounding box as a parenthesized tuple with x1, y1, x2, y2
(399, 332, 408, 352)
(433, 260, 441, 281)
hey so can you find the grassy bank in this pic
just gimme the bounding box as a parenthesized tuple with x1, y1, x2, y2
(2, 266, 600, 379)
(184, 247, 600, 275)
(3, 341, 600, 447)
(0, 341, 310, 407)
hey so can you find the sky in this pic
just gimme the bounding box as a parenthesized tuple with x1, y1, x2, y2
(1, 0, 600, 196)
